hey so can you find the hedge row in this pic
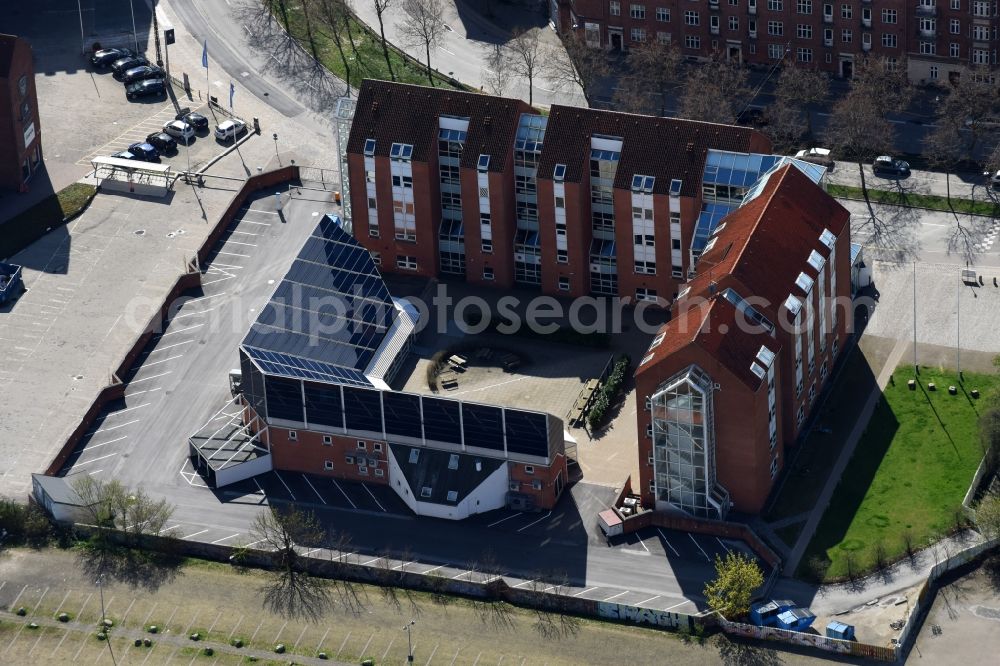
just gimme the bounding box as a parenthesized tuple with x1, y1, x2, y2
(587, 355, 632, 429)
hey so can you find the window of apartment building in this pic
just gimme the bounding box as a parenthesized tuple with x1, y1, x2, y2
(796, 405, 805, 427)
(356, 441, 366, 450)
(951, 0, 960, 7)
(973, 24, 989, 40)
(929, 65, 939, 79)
(797, 47, 813, 62)
(797, 24, 812, 39)
(631, 28, 647, 42)
(630, 4, 646, 19)
(685, 35, 701, 48)
(973, 0, 989, 17)
(881, 8, 896, 23)
(483, 267, 494, 280)
(375, 468, 385, 477)
(557, 249, 568, 262)
(710, 14, 720, 31)
(951, 42, 961, 57)
(729, 15, 739, 30)
(558, 276, 570, 291)
(610, 0, 621, 16)
(646, 423, 654, 437)
(685, 10, 699, 25)
(824, 27, 832, 43)
(882, 33, 896, 48)
(345, 454, 355, 465)
(481, 240, 492, 253)
(288, 430, 297, 441)
(389, 143, 413, 161)
(770, 457, 779, 479)
(920, 41, 936, 55)
(363, 138, 376, 156)
(767, 0, 782, 10)
(750, 42, 757, 54)
(656, 6, 669, 21)
(749, 19, 757, 35)
(797, 0, 812, 13)
(391, 174, 413, 188)
(324, 460, 334, 471)
(365, 168, 375, 184)
(657, 31, 671, 43)
(842, 29, 852, 43)
(370, 251, 381, 267)
(840, 4, 851, 19)
(635, 288, 658, 302)
(768, 21, 783, 35)
(396, 255, 417, 270)
(531, 480, 543, 491)
(768, 43, 784, 58)
(919, 17, 936, 33)
(973, 48, 990, 64)
(635, 260, 656, 274)
(322, 435, 332, 446)
(951, 18, 961, 35)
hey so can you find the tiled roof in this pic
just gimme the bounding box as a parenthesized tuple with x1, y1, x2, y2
(689, 165, 850, 314)
(536, 106, 770, 197)
(347, 80, 530, 172)
(388, 444, 505, 506)
(0, 34, 20, 76)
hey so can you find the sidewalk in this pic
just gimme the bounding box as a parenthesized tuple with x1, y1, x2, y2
(826, 162, 990, 204)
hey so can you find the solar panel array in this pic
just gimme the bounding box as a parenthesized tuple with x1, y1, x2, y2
(241, 215, 395, 386)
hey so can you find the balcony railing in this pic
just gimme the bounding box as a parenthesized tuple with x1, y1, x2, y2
(823, 13, 833, 23)
(749, 29, 757, 38)
(920, 27, 937, 37)
(916, 5, 937, 16)
(824, 37, 833, 46)
(862, 40, 872, 51)
(710, 25, 720, 34)
(862, 17, 872, 27)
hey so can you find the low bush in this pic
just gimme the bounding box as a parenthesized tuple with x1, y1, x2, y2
(587, 355, 632, 429)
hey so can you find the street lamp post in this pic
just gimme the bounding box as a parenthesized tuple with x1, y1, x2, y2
(128, 0, 139, 54)
(97, 574, 118, 665)
(403, 620, 415, 663)
(76, 0, 86, 55)
(273, 132, 281, 166)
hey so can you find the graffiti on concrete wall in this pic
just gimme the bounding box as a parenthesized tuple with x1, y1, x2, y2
(597, 602, 693, 630)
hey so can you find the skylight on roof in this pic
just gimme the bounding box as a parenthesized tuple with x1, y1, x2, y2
(650, 331, 666, 349)
(807, 249, 826, 271)
(641, 353, 655, 366)
(448, 453, 459, 470)
(795, 272, 814, 293)
(712, 222, 727, 236)
(631, 174, 655, 192)
(703, 236, 718, 254)
(784, 294, 802, 315)
(477, 154, 490, 171)
(363, 138, 376, 156)
(409, 448, 420, 464)
(669, 179, 683, 197)
(420, 486, 433, 498)
(553, 163, 566, 181)
(390, 143, 413, 160)
(447, 490, 458, 502)
(756, 345, 776, 368)
(819, 228, 836, 249)
(750, 362, 766, 379)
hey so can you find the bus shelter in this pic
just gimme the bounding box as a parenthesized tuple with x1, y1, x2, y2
(90, 156, 173, 198)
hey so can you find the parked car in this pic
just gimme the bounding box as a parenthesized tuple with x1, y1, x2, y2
(178, 111, 209, 131)
(110, 150, 137, 160)
(145, 131, 177, 153)
(163, 120, 195, 143)
(985, 169, 1000, 188)
(111, 56, 149, 78)
(127, 142, 160, 161)
(794, 147, 835, 170)
(91, 47, 133, 67)
(120, 65, 165, 85)
(214, 118, 248, 142)
(125, 78, 166, 100)
(872, 155, 910, 178)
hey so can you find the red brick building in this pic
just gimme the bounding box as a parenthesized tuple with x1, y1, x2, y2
(0, 34, 42, 192)
(634, 164, 851, 516)
(346, 80, 771, 304)
(554, 0, 997, 83)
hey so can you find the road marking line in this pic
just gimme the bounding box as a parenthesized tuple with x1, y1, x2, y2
(215, 251, 250, 257)
(451, 571, 470, 580)
(74, 451, 118, 466)
(487, 512, 522, 528)
(603, 590, 629, 602)
(303, 475, 326, 504)
(689, 533, 712, 562)
(128, 371, 171, 384)
(336, 631, 352, 659)
(125, 387, 162, 398)
(227, 229, 259, 236)
(657, 529, 680, 557)
(663, 600, 694, 611)
(716, 536, 733, 555)
(361, 483, 386, 511)
(572, 587, 597, 597)
(246, 539, 268, 549)
(516, 510, 552, 533)
(143, 339, 194, 354)
(239, 219, 271, 226)
(303, 548, 322, 556)
(331, 478, 356, 509)
(638, 536, 650, 553)
(512, 579, 535, 589)
(9, 584, 27, 609)
(362, 557, 380, 566)
(160, 323, 205, 337)
(211, 533, 240, 544)
(135, 354, 183, 368)
(183, 529, 209, 541)
(80, 435, 127, 450)
(274, 472, 297, 501)
(104, 402, 151, 416)
(86, 419, 139, 435)
(422, 564, 446, 574)
(222, 240, 257, 247)
(635, 595, 660, 606)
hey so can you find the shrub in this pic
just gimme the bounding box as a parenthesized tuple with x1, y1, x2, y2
(134, 639, 142, 647)
(586, 355, 632, 429)
(15, 607, 26, 616)
(275, 643, 286, 654)
(202, 647, 214, 656)
(96, 632, 107, 641)
(231, 638, 244, 648)
(189, 632, 200, 641)
(147, 625, 158, 634)
(143, 638, 152, 647)
(57, 612, 70, 622)
(27, 622, 38, 630)
(318, 652, 328, 660)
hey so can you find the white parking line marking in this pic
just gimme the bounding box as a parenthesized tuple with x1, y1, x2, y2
(422, 564, 446, 574)
(512, 579, 535, 589)
(80, 435, 127, 450)
(663, 600, 694, 612)
(516, 510, 552, 533)
(715, 537, 733, 555)
(227, 230, 259, 236)
(160, 323, 205, 337)
(183, 529, 209, 541)
(124, 387, 162, 398)
(451, 571, 470, 580)
(274, 472, 297, 501)
(238, 220, 271, 226)
(74, 452, 118, 466)
(361, 483, 386, 512)
(637, 536, 650, 553)
(104, 402, 151, 417)
(635, 595, 660, 606)
(246, 539, 268, 549)
(136, 354, 183, 368)
(222, 240, 257, 247)
(128, 371, 171, 384)
(689, 533, 712, 562)
(211, 533, 240, 545)
(362, 557, 380, 566)
(331, 478, 357, 509)
(572, 587, 597, 597)
(657, 529, 680, 557)
(86, 419, 139, 436)
(487, 512, 522, 528)
(303, 475, 326, 504)
(603, 590, 629, 602)
(143, 340, 194, 354)
(215, 251, 250, 257)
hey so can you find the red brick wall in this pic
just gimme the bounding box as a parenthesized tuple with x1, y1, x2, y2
(509, 455, 569, 510)
(268, 426, 389, 485)
(0, 36, 41, 191)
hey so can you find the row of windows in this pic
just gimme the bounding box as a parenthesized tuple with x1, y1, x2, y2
(286, 433, 385, 453)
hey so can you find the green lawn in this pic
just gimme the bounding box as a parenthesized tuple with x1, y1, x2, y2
(275, 4, 466, 91)
(0, 183, 97, 259)
(799, 365, 1000, 582)
(827, 183, 1000, 217)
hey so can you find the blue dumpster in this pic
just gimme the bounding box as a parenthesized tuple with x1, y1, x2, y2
(776, 607, 816, 631)
(0, 263, 23, 305)
(750, 599, 795, 627)
(826, 620, 855, 641)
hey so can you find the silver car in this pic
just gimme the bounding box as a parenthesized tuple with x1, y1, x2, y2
(163, 120, 195, 143)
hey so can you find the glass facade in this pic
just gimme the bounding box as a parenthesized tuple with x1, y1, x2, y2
(514, 114, 546, 286)
(650, 365, 729, 518)
(438, 123, 468, 275)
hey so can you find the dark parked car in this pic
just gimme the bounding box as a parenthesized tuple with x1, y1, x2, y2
(121, 65, 165, 85)
(145, 132, 177, 153)
(125, 78, 166, 100)
(128, 142, 160, 161)
(111, 56, 149, 78)
(110, 150, 137, 160)
(91, 47, 133, 67)
(872, 155, 911, 178)
(178, 111, 209, 131)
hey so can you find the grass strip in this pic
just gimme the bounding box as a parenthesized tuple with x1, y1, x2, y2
(828, 182, 1000, 217)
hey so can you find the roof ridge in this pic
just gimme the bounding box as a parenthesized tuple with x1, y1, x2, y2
(726, 164, 793, 271)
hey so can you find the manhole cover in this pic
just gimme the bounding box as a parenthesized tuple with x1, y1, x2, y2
(176, 229, 186, 235)
(134, 229, 146, 236)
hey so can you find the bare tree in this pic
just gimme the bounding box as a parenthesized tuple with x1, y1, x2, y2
(482, 43, 514, 96)
(678, 56, 749, 124)
(372, 0, 396, 81)
(310, 0, 355, 88)
(399, 0, 445, 85)
(772, 66, 829, 142)
(507, 28, 544, 107)
(250, 506, 332, 621)
(625, 40, 683, 116)
(765, 100, 807, 152)
(545, 32, 608, 101)
(73, 477, 174, 548)
(612, 73, 657, 115)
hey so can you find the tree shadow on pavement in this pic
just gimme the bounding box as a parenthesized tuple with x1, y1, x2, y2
(75, 541, 184, 593)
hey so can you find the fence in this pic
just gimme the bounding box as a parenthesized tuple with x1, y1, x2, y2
(717, 616, 897, 661)
(44, 166, 299, 477)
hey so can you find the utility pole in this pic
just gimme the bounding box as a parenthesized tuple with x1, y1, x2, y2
(76, 0, 86, 55)
(128, 0, 139, 54)
(913, 261, 918, 375)
(152, 8, 163, 67)
(957, 268, 961, 378)
(403, 620, 416, 663)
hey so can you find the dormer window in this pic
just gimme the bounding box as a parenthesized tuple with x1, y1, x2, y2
(553, 163, 566, 181)
(669, 179, 683, 197)
(363, 138, 376, 156)
(390, 142, 413, 160)
(477, 154, 490, 171)
(631, 174, 655, 192)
